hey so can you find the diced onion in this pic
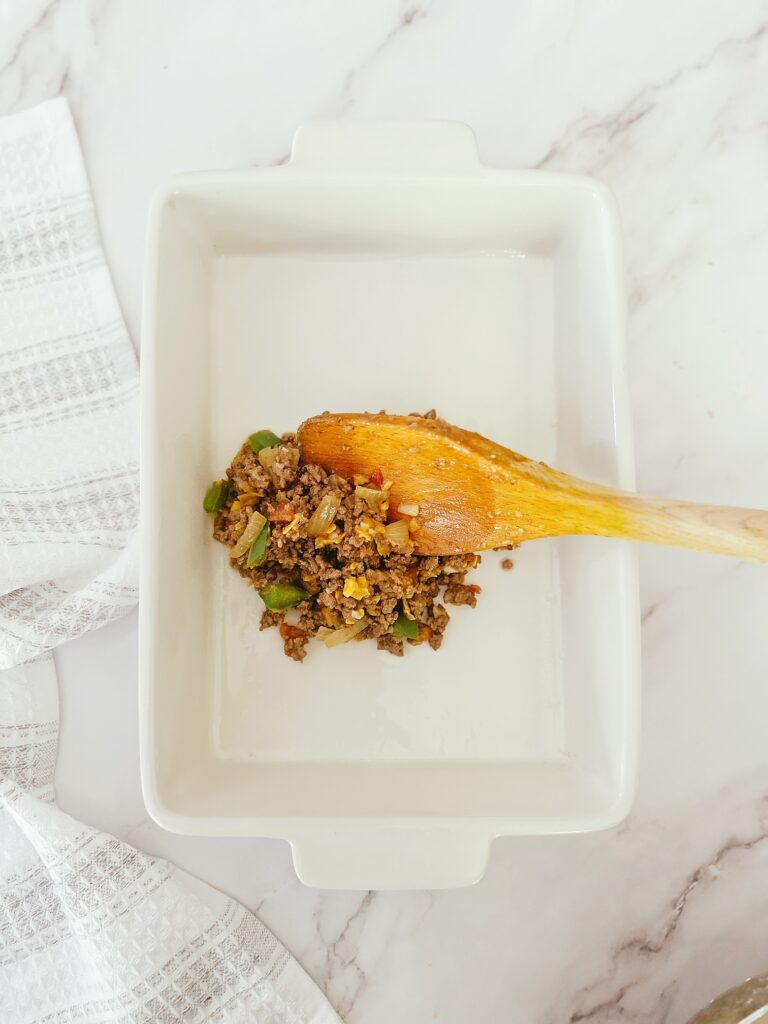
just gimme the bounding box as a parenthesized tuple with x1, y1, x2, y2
(323, 616, 369, 647)
(259, 445, 298, 481)
(307, 493, 341, 537)
(355, 485, 387, 509)
(397, 502, 420, 516)
(384, 520, 411, 551)
(230, 510, 267, 559)
(258, 447, 278, 476)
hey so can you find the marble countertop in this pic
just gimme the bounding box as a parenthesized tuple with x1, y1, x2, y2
(6, 1, 768, 1020)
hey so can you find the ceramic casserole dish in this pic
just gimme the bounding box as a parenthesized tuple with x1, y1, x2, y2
(140, 122, 640, 889)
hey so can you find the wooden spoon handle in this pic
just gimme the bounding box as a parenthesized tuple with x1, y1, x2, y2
(596, 495, 768, 563)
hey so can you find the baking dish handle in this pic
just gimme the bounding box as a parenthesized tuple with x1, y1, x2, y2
(289, 826, 492, 890)
(289, 121, 481, 175)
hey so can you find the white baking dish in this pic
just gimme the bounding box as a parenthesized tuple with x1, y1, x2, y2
(140, 122, 639, 890)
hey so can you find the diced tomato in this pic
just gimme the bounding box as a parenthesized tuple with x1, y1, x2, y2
(270, 502, 295, 523)
(279, 623, 305, 641)
(369, 467, 384, 488)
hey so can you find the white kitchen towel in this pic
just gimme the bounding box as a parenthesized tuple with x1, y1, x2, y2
(0, 100, 339, 1024)
(0, 98, 139, 669)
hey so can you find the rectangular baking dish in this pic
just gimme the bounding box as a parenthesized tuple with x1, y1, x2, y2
(140, 122, 640, 889)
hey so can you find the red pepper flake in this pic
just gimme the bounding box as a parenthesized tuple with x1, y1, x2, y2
(279, 623, 305, 640)
(369, 467, 384, 488)
(468, 584, 482, 594)
(270, 502, 295, 523)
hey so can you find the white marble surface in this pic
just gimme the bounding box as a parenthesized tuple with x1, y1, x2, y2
(4, 0, 768, 1020)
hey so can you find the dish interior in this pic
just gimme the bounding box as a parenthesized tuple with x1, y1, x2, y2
(145, 174, 636, 828)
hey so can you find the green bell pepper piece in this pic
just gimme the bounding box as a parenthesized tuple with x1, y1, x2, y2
(203, 480, 229, 512)
(247, 523, 270, 568)
(392, 613, 418, 639)
(259, 582, 310, 611)
(249, 430, 282, 454)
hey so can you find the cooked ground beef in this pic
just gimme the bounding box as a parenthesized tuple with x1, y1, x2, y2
(208, 425, 482, 661)
(443, 582, 480, 607)
(376, 634, 404, 657)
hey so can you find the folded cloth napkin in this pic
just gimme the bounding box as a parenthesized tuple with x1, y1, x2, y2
(0, 100, 339, 1024)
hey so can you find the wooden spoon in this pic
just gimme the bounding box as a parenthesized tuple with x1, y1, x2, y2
(297, 413, 768, 561)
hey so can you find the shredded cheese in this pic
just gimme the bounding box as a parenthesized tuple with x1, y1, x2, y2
(315, 525, 341, 548)
(343, 576, 371, 600)
(282, 514, 302, 536)
(355, 516, 378, 541)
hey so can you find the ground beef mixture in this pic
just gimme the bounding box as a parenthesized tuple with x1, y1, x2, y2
(206, 424, 482, 662)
